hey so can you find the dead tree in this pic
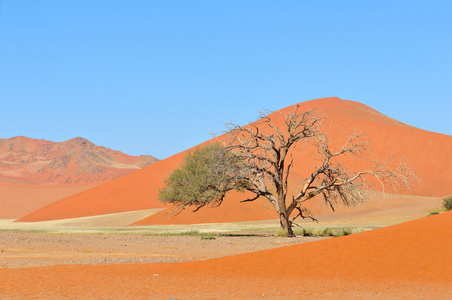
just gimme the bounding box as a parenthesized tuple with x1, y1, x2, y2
(224, 105, 417, 236)
(160, 105, 418, 237)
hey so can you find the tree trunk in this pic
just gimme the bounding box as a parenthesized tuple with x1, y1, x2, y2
(275, 190, 294, 237)
(279, 212, 294, 237)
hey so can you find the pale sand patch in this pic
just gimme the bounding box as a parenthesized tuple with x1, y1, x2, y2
(97, 160, 141, 170)
(296, 194, 443, 227)
(0, 208, 165, 231)
(0, 217, 281, 234)
(21, 160, 51, 173)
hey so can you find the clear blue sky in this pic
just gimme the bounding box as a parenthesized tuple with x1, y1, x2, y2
(1, 1, 451, 159)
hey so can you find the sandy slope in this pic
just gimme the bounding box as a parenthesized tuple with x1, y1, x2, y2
(16, 97, 452, 224)
(1, 209, 450, 299)
(0, 183, 96, 218)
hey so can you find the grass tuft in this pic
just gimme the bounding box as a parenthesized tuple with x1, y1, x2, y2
(290, 226, 371, 237)
(274, 230, 290, 237)
(443, 195, 452, 211)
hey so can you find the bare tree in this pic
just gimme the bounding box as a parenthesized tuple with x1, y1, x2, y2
(160, 105, 418, 236)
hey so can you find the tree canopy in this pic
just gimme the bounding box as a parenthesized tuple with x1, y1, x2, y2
(159, 143, 247, 213)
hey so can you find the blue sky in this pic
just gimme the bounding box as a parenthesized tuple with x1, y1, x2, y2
(1, 1, 451, 159)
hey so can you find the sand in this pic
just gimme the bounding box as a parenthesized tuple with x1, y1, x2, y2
(0, 210, 450, 299)
(0, 231, 326, 269)
(0, 183, 96, 218)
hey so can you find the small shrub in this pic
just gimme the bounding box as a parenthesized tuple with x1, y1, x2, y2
(339, 228, 352, 237)
(323, 228, 334, 237)
(285, 226, 370, 237)
(300, 228, 313, 236)
(201, 236, 216, 240)
(309, 228, 321, 236)
(274, 230, 290, 237)
(443, 195, 452, 211)
(293, 228, 309, 236)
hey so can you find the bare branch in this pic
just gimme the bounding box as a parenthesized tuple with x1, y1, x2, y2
(291, 206, 319, 224)
(240, 194, 261, 203)
(287, 132, 419, 217)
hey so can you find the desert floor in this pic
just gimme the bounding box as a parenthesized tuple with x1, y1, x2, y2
(1, 203, 451, 299)
(0, 230, 327, 269)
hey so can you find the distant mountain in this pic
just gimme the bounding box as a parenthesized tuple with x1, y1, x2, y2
(16, 97, 452, 223)
(0, 136, 159, 185)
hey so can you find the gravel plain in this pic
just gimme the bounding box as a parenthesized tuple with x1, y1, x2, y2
(0, 230, 327, 268)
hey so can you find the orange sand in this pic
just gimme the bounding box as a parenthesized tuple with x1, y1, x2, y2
(2, 210, 451, 299)
(17, 97, 452, 223)
(0, 183, 96, 218)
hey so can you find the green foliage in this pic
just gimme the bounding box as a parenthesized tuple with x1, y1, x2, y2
(443, 195, 452, 211)
(323, 228, 334, 237)
(158, 143, 247, 210)
(274, 230, 291, 237)
(295, 228, 313, 237)
(291, 227, 366, 237)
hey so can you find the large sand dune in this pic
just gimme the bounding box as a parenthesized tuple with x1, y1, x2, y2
(1, 208, 451, 299)
(17, 97, 452, 224)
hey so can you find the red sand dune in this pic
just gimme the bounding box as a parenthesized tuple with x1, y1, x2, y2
(2, 210, 451, 299)
(17, 97, 452, 223)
